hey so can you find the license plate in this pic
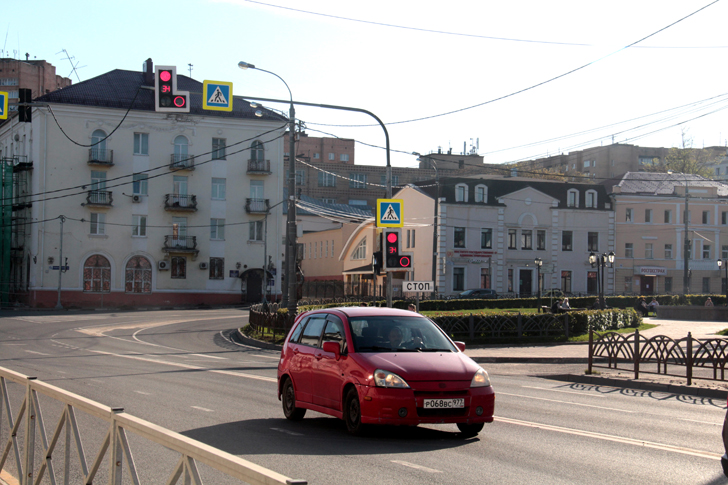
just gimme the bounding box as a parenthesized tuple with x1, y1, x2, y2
(423, 398, 464, 409)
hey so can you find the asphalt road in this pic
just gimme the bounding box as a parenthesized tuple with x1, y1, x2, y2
(1, 309, 726, 485)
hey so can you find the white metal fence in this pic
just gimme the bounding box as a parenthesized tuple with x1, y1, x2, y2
(0, 366, 306, 485)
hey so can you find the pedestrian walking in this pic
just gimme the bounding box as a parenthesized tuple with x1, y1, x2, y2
(705, 297, 714, 307)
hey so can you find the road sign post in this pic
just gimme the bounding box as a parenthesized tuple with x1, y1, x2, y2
(403, 281, 434, 312)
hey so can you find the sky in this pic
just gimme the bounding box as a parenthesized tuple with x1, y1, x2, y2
(8, 0, 728, 171)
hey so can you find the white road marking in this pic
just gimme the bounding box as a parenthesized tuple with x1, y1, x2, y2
(252, 354, 280, 360)
(190, 353, 227, 360)
(499, 392, 635, 413)
(270, 427, 304, 436)
(677, 417, 721, 425)
(497, 416, 721, 460)
(191, 406, 214, 412)
(13, 315, 102, 324)
(521, 385, 605, 397)
(391, 461, 443, 473)
(24, 350, 50, 356)
(134, 391, 150, 395)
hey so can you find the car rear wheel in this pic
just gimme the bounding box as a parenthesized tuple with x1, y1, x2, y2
(344, 388, 365, 435)
(457, 422, 484, 437)
(282, 378, 306, 421)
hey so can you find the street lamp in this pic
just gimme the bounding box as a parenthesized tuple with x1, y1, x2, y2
(534, 258, 543, 311)
(234, 76, 393, 307)
(589, 251, 615, 309)
(239, 61, 297, 315)
(717, 259, 728, 304)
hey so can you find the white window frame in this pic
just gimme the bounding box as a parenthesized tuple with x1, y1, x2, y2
(475, 184, 487, 203)
(328, 153, 335, 161)
(212, 178, 226, 200)
(211, 218, 225, 240)
(90, 213, 106, 235)
(340, 154, 349, 162)
(249, 220, 263, 241)
(351, 238, 367, 260)
(313, 152, 320, 159)
(585, 190, 597, 208)
(567, 189, 579, 208)
(133, 133, 149, 155)
(455, 184, 468, 203)
(132, 174, 148, 195)
(132, 215, 146, 237)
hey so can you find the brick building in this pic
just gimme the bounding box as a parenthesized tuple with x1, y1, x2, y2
(0, 57, 72, 112)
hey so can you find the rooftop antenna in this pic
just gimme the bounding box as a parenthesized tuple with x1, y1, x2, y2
(188, 63, 193, 77)
(57, 48, 85, 82)
(2, 24, 9, 57)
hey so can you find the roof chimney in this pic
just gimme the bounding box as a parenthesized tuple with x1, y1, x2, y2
(143, 58, 154, 85)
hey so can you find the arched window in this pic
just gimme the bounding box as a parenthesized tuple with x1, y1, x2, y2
(91, 129, 107, 161)
(173, 135, 189, 166)
(585, 190, 598, 208)
(567, 189, 579, 208)
(475, 184, 488, 203)
(351, 238, 367, 260)
(251, 141, 264, 161)
(125, 256, 152, 293)
(83, 255, 111, 292)
(455, 183, 468, 203)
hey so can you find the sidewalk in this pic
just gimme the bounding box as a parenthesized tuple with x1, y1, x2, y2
(464, 316, 728, 399)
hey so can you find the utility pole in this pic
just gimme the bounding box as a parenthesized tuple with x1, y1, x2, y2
(683, 178, 690, 295)
(55, 216, 65, 310)
(286, 104, 297, 314)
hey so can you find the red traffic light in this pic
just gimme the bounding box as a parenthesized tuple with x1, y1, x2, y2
(387, 233, 398, 243)
(399, 256, 411, 267)
(160, 70, 172, 82)
(173, 96, 186, 108)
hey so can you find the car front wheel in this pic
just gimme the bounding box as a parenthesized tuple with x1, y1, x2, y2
(344, 388, 365, 435)
(282, 378, 306, 421)
(457, 422, 484, 437)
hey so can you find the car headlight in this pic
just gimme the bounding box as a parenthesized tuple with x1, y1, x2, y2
(471, 368, 491, 388)
(374, 369, 410, 388)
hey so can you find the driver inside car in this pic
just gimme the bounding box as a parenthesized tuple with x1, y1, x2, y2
(387, 326, 424, 349)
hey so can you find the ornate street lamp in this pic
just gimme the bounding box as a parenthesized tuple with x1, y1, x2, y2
(535, 258, 543, 311)
(589, 251, 615, 310)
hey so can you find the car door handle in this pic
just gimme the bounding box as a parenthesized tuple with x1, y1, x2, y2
(293, 348, 300, 354)
(314, 352, 323, 360)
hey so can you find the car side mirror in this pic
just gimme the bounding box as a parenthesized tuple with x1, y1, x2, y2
(322, 341, 341, 359)
(454, 341, 466, 352)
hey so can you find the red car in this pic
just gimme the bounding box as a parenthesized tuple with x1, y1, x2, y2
(277, 307, 495, 436)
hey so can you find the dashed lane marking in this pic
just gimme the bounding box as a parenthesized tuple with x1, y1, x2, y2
(270, 427, 304, 436)
(499, 392, 635, 413)
(24, 350, 50, 356)
(521, 385, 605, 397)
(190, 353, 227, 360)
(191, 406, 214, 412)
(391, 461, 442, 473)
(134, 391, 150, 395)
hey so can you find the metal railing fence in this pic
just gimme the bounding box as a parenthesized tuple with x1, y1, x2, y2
(0, 366, 306, 485)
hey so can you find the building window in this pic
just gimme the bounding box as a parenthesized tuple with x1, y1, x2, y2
(351, 238, 367, 260)
(313, 152, 320, 159)
(90, 213, 106, 235)
(250, 179, 264, 200)
(723, 245, 728, 259)
(133, 133, 149, 155)
(125, 256, 152, 293)
(703, 277, 711, 293)
(561, 271, 572, 293)
(319, 172, 336, 187)
(585, 190, 597, 208)
(508, 269, 514, 293)
(251, 140, 265, 161)
(173, 135, 189, 166)
(83, 255, 111, 293)
(379, 174, 399, 187)
(209, 257, 224, 279)
(645, 243, 653, 259)
(521, 230, 532, 250)
(340, 154, 349, 162)
(665, 244, 673, 259)
(132, 215, 146, 237)
(703, 211, 710, 224)
(664, 210, 672, 223)
(588, 232, 599, 252)
(665, 277, 672, 293)
(508, 229, 517, 249)
(212, 178, 226, 200)
(703, 244, 711, 259)
(349, 173, 366, 189)
(567, 190, 578, 208)
(723, 212, 727, 225)
(481, 268, 490, 289)
(562, 231, 572, 251)
(454, 227, 466, 248)
(453, 267, 465, 292)
(212, 138, 226, 160)
(91, 129, 108, 160)
(322, 198, 336, 204)
(249, 220, 263, 241)
(287, 170, 305, 185)
(132, 174, 148, 195)
(587, 271, 598, 294)
(481, 229, 492, 249)
(211, 219, 225, 240)
(475, 185, 487, 203)
(686, 240, 692, 259)
(406, 229, 416, 249)
(624, 276, 632, 293)
(645, 209, 652, 223)
(171, 256, 186, 279)
(626, 208, 633, 222)
(455, 184, 468, 202)
(537, 230, 546, 250)
(625, 243, 634, 258)
(328, 153, 335, 161)
(349, 199, 367, 206)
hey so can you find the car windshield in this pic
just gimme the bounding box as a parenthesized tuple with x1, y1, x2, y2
(348, 316, 457, 353)
(459, 290, 475, 296)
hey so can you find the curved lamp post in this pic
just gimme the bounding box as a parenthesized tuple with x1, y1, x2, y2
(534, 257, 543, 311)
(589, 251, 615, 309)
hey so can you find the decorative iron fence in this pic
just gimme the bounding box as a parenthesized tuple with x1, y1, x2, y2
(431, 313, 569, 341)
(0, 366, 306, 485)
(588, 329, 728, 385)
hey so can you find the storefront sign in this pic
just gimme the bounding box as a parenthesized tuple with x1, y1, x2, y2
(638, 267, 667, 276)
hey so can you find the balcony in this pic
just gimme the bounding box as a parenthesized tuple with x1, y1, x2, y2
(88, 148, 114, 166)
(245, 198, 270, 214)
(164, 194, 198, 212)
(86, 190, 113, 206)
(169, 154, 195, 171)
(163, 235, 199, 255)
(247, 159, 271, 174)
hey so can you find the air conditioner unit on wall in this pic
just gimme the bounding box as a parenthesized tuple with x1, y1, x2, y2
(132, 195, 141, 202)
(158, 260, 169, 270)
(199, 262, 208, 270)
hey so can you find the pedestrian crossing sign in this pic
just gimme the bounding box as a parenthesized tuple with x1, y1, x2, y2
(0, 91, 7, 120)
(202, 80, 233, 112)
(377, 199, 403, 228)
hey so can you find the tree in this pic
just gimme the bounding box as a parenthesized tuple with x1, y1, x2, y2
(643, 129, 721, 178)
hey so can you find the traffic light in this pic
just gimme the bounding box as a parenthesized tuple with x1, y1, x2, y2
(372, 251, 383, 275)
(18, 88, 31, 122)
(383, 229, 412, 270)
(155, 66, 189, 113)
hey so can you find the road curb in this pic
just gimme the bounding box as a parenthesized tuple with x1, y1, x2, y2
(234, 329, 283, 351)
(546, 373, 728, 400)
